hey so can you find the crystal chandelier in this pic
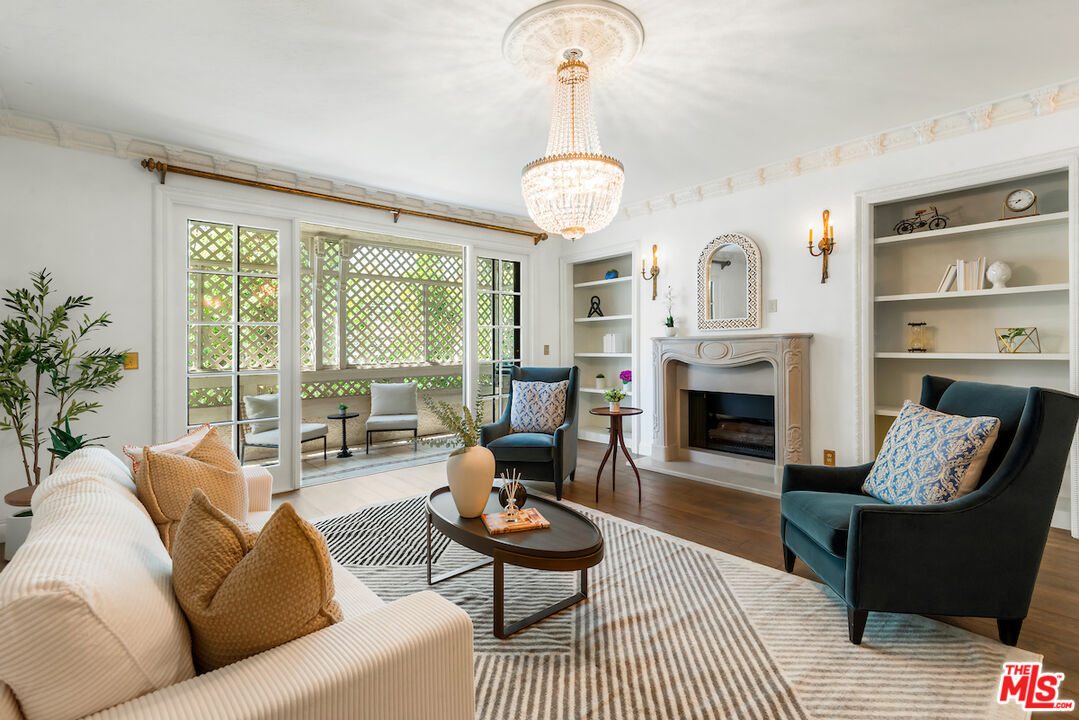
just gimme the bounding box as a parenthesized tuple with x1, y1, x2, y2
(521, 49, 624, 241)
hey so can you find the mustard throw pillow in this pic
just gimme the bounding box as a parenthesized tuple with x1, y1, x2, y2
(135, 429, 247, 552)
(171, 489, 343, 672)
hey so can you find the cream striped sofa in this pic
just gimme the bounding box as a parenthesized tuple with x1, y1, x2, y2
(0, 449, 475, 720)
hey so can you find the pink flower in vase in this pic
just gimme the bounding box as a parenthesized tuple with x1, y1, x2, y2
(619, 370, 632, 385)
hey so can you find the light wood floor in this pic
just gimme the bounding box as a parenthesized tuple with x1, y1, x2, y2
(4, 440, 1077, 703)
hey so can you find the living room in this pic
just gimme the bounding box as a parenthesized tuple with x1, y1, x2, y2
(2, 2, 1079, 718)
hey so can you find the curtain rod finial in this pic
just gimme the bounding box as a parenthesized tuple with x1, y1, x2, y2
(141, 157, 167, 184)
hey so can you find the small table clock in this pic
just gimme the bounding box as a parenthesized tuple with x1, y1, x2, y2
(1001, 188, 1037, 219)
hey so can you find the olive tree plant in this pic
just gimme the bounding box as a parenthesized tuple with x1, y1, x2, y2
(0, 269, 127, 490)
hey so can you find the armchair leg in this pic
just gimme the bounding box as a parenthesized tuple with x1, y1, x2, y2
(413, 429, 418, 452)
(569, 470, 575, 483)
(366, 431, 370, 455)
(847, 608, 868, 645)
(782, 544, 795, 573)
(997, 618, 1024, 647)
(554, 478, 563, 501)
(322, 436, 327, 461)
(240, 444, 246, 465)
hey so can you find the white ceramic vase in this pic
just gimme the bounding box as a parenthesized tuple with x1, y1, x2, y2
(986, 261, 1012, 289)
(445, 446, 495, 518)
(4, 511, 32, 562)
(595, 378, 607, 390)
(664, 326, 676, 337)
(609, 401, 621, 413)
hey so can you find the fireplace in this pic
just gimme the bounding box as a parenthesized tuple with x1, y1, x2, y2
(688, 391, 776, 460)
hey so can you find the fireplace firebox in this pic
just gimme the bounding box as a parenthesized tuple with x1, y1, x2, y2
(688, 390, 776, 461)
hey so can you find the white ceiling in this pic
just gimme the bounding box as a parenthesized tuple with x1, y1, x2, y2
(3, 1, 1079, 215)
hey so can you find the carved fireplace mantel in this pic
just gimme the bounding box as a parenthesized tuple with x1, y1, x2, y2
(652, 334, 811, 476)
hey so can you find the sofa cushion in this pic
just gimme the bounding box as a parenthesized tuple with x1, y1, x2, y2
(246, 422, 328, 446)
(370, 382, 418, 416)
(781, 490, 887, 557)
(172, 490, 343, 673)
(365, 413, 419, 431)
(486, 432, 555, 462)
(242, 393, 280, 433)
(509, 379, 568, 434)
(0, 449, 195, 720)
(136, 429, 248, 552)
(862, 400, 1000, 504)
(122, 424, 211, 474)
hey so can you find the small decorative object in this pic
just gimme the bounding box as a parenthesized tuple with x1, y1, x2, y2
(602, 333, 621, 353)
(482, 506, 550, 535)
(1001, 188, 1037, 219)
(595, 373, 607, 390)
(619, 370, 632, 389)
(499, 470, 524, 521)
(663, 285, 676, 336)
(641, 243, 660, 300)
(423, 397, 493, 518)
(604, 269, 619, 280)
(498, 471, 528, 510)
(996, 327, 1041, 354)
(337, 402, 349, 413)
(907, 322, 929, 353)
(587, 295, 604, 318)
(985, 260, 1012, 289)
(604, 387, 626, 413)
(807, 209, 837, 283)
(893, 204, 948, 234)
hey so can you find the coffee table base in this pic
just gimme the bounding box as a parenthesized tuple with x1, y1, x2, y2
(426, 511, 590, 638)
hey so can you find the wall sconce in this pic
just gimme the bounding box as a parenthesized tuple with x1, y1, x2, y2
(641, 244, 660, 300)
(808, 210, 836, 283)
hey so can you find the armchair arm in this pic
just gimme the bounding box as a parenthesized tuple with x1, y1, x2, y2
(87, 592, 474, 720)
(241, 466, 273, 513)
(480, 399, 512, 446)
(781, 462, 874, 495)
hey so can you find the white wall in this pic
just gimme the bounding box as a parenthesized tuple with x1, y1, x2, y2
(567, 110, 1079, 476)
(0, 136, 564, 529)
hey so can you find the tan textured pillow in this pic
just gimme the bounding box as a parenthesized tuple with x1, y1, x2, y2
(172, 489, 343, 672)
(135, 429, 247, 552)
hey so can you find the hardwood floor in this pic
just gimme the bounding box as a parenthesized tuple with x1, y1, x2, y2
(275, 439, 1079, 704)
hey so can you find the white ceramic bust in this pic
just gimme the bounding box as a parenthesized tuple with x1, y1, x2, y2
(986, 261, 1012, 289)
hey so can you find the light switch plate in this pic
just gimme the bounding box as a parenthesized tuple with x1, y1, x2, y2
(767, 299, 778, 313)
(123, 352, 139, 370)
(823, 449, 836, 466)
(543, 344, 550, 355)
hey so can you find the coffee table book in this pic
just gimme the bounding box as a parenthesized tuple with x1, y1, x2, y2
(482, 507, 550, 535)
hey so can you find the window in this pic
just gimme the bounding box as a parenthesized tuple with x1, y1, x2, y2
(186, 221, 280, 461)
(476, 257, 521, 422)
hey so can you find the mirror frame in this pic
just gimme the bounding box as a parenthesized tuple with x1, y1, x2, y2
(696, 232, 762, 330)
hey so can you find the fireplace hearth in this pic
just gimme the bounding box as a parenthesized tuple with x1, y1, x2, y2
(688, 390, 776, 460)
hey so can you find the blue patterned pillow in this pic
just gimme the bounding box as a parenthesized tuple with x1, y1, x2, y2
(863, 400, 1000, 505)
(509, 380, 569, 434)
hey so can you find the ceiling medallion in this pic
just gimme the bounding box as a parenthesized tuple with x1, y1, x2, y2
(504, 0, 644, 241)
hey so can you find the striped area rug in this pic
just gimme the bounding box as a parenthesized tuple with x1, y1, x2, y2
(316, 497, 1035, 720)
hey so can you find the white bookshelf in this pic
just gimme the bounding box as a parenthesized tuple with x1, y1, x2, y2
(858, 159, 1077, 534)
(563, 252, 638, 446)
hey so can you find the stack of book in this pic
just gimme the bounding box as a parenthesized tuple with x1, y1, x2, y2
(935, 257, 985, 293)
(482, 507, 550, 535)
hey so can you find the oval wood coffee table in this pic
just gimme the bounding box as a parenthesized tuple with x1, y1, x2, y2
(426, 486, 604, 638)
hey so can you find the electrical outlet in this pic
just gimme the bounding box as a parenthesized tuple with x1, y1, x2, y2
(543, 344, 550, 356)
(767, 299, 778, 313)
(123, 352, 139, 370)
(823, 449, 835, 466)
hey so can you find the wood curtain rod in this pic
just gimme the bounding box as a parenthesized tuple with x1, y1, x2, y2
(140, 158, 547, 244)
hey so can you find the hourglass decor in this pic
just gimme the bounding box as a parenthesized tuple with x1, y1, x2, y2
(907, 322, 929, 353)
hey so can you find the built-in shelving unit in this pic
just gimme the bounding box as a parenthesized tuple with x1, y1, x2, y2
(860, 161, 1076, 533)
(564, 252, 637, 446)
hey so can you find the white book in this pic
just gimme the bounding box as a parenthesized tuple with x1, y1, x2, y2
(956, 259, 967, 291)
(937, 264, 957, 293)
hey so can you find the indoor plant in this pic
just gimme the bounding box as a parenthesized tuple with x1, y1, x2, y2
(424, 396, 493, 517)
(0, 269, 126, 558)
(595, 372, 607, 390)
(604, 387, 625, 413)
(663, 285, 676, 336)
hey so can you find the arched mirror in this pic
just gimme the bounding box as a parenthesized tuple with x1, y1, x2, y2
(697, 233, 761, 330)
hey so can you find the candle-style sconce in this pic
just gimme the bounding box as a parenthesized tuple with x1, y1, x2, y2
(808, 210, 836, 284)
(641, 244, 659, 300)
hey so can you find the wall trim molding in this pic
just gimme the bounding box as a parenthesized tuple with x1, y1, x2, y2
(621, 78, 1079, 219)
(0, 107, 537, 233)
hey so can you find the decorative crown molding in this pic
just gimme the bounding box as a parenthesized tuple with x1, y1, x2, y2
(620, 78, 1079, 219)
(0, 108, 538, 234)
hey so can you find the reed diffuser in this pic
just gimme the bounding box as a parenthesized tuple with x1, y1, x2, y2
(501, 470, 523, 522)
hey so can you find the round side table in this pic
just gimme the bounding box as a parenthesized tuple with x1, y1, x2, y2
(327, 412, 359, 458)
(588, 407, 644, 503)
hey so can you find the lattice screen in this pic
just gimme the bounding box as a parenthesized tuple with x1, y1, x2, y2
(189, 222, 233, 272)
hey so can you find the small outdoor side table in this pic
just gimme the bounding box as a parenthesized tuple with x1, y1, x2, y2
(327, 412, 360, 458)
(588, 407, 644, 503)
